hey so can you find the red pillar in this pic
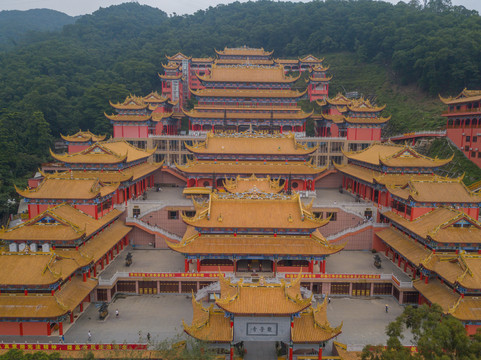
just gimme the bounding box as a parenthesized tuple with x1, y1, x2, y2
(425, 276, 429, 284)
(289, 346, 293, 360)
(70, 312, 74, 323)
(101, 258, 105, 269)
(80, 302, 84, 312)
(184, 259, 189, 273)
(59, 322, 63, 336)
(47, 322, 51, 336)
(196, 259, 201, 272)
(318, 346, 323, 360)
(83, 273, 87, 282)
(106, 254, 109, 265)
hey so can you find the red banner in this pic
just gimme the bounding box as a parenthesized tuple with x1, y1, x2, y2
(284, 273, 381, 279)
(129, 272, 223, 278)
(0, 344, 148, 351)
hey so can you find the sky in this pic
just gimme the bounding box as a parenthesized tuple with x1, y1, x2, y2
(0, 0, 479, 17)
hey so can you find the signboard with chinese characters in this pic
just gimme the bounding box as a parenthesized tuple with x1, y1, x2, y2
(234, 316, 290, 342)
(246, 323, 278, 336)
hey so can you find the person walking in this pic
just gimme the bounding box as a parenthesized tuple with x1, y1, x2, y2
(116, 309, 119, 318)
(385, 304, 389, 313)
(88, 330, 92, 342)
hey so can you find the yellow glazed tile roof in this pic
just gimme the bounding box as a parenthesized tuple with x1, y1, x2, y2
(104, 113, 152, 122)
(216, 47, 273, 57)
(16, 177, 118, 200)
(387, 178, 481, 203)
(168, 228, 342, 256)
(333, 162, 438, 186)
(384, 207, 481, 244)
(422, 253, 481, 290)
(191, 88, 307, 98)
(48, 162, 162, 184)
(197, 64, 299, 83)
(439, 89, 481, 105)
(0, 204, 122, 242)
(60, 130, 106, 143)
(292, 298, 342, 343)
(343, 142, 452, 167)
(0, 253, 79, 286)
(181, 192, 329, 230)
(183, 108, 312, 120)
(215, 274, 311, 315)
(109, 95, 148, 110)
(185, 132, 317, 156)
(376, 227, 431, 267)
(183, 297, 232, 343)
(214, 58, 274, 65)
(0, 277, 97, 319)
(176, 159, 325, 176)
(414, 278, 459, 313)
(223, 175, 284, 194)
(50, 140, 156, 164)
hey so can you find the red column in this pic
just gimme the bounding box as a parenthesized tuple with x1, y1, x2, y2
(318, 346, 323, 360)
(289, 346, 293, 360)
(47, 322, 51, 336)
(83, 273, 87, 282)
(309, 260, 314, 274)
(101, 258, 105, 269)
(70, 312, 74, 323)
(80, 302, 84, 312)
(425, 276, 429, 284)
(93, 266, 97, 278)
(230, 346, 234, 360)
(106, 254, 109, 265)
(196, 259, 201, 272)
(184, 259, 189, 273)
(59, 322, 63, 336)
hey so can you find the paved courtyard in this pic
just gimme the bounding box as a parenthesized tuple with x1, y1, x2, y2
(326, 250, 412, 282)
(99, 247, 185, 280)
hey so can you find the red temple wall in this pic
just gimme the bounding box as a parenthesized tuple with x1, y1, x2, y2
(465, 324, 481, 336)
(316, 172, 342, 189)
(68, 144, 90, 154)
(330, 124, 339, 137)
(23, 322, 48, 336)
(113, 125, 148, 139)
(276, 266, 310, 273)
(0, 322, 21, 336)
(463, 207, 479, 220)
(200, 265, 234, 272)
(346, 127, 381, 141)
(446, 127, 464, 148)
(156, 171, 186, 186)
(27, 178, 43, 189)
(411, 207, 433, 219)
(73, 204, 96, 218)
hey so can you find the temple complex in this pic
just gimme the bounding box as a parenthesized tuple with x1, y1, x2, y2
(60, 130, 106, 153)
(176, 131, 325, 191)
(184, 274, 342, 360)
(161, 47, 328, 110)
(335, 142, 453, 209)
(22, 139, 162, 218)
(168, 190, 342, 273)
(187, 64, 310, 135)
(0, 203, 130, 336)
(316, 94, 390, 141)
(441, 88, 481, 167)
(106, 93, 177, 137)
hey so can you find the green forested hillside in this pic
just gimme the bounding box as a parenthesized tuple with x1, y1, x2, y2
(0, 0, 480, 218)
(0, 9, 74, 49)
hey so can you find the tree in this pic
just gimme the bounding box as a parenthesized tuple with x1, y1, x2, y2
(362, 304, 481, 360)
